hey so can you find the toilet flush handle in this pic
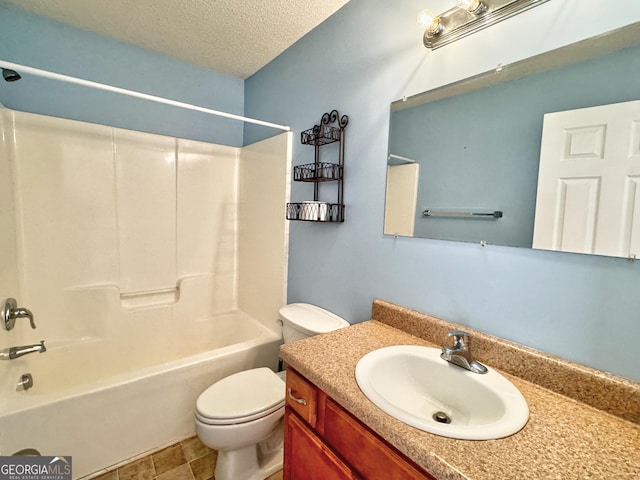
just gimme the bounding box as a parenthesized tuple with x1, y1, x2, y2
(287, 388, 307, 406)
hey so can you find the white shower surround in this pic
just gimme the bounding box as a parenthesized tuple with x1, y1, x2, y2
(0, 106, 291, 478)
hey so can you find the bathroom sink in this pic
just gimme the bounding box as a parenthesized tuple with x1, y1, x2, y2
(355, 345, 529, 440)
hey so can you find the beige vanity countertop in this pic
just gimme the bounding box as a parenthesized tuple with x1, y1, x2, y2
(280, 320, 640, 480)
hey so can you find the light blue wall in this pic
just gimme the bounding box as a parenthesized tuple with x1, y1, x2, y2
(245, 0, 640, 381)
(0, 4, 244, 146)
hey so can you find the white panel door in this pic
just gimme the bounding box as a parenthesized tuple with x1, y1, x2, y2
(533, 100, 640, 257)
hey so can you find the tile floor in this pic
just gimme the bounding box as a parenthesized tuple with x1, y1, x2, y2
(92, 436, 283, 480)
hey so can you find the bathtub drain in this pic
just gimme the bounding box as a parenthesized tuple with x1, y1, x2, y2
(12, 448, 41, 456)
(432, 411, 452, 424)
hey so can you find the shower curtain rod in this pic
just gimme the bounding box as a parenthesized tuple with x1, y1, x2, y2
(0, 60, 291, 132)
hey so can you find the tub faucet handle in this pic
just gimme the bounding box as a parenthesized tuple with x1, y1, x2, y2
(2, 298, 36, 330)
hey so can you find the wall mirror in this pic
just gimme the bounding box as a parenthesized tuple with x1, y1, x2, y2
(385, 23, 640, 258)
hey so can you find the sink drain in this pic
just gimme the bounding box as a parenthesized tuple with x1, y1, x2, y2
(432, 411, 452, 424)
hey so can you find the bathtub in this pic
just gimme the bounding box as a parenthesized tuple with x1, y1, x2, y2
(0, 310, 281, 479)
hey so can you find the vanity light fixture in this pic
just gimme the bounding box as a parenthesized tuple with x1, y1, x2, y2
(419, 0, 550, 49)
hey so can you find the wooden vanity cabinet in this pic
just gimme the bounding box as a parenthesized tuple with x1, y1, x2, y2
(284, 368, 436, 480)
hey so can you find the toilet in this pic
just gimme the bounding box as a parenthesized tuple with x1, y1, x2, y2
(194, 303, 349, 480)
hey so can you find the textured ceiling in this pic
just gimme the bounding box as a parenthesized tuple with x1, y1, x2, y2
(1, 0, 350, 78)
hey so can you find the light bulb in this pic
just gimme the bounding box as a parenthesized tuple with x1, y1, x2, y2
(417, 9, 441, 35)
(454, 0, 486, 14)
(454, 0, 474, 9)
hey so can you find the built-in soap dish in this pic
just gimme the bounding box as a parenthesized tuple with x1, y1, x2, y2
(120, 287, 179, 310)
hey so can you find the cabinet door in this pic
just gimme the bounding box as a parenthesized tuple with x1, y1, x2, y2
(322, 398, 435, 480)
(284, 408, 361, 480)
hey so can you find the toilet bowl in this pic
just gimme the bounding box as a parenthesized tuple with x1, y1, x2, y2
(195, 367, 285, 480)
(195, 303, 349, 480)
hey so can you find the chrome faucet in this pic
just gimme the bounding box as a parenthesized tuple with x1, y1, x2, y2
(0, 341, 46, 360)
(440, 330, 487, 374)
(2, 298, 36, 330)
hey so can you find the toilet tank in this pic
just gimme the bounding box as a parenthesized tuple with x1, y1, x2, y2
(279, 303, 349, 343)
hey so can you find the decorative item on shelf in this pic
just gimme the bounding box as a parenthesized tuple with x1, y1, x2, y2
(287, 109, 348, 223)
(286, 202, 343, 222)
(293, 162, 343, 182)
(418, 0, 550, 50)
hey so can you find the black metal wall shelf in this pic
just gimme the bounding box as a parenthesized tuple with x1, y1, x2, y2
(293, 162, 343, 182)
(286, 109, 348, 223)
(301, 124, 341, 146)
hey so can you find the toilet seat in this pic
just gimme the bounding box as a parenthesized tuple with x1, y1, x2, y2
(195, 403, 284, 426)
(196, 367, 285, 426)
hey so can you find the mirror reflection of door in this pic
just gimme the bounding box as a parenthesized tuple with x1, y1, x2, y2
(533, 100, 640, 257)
(384, 163, 420, 237)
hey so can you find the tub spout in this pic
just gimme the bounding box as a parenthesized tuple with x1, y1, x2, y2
(0, 341, 46, 360)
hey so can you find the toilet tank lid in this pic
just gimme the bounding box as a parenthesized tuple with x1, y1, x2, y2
(279, 303, 349, 334)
